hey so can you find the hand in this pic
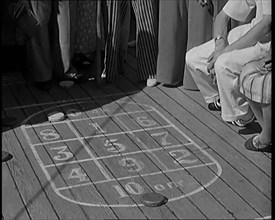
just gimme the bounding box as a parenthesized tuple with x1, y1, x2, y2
(207, 40, 228, 74)
(207, 48, 224, 74)
(258, 52, 272, 73)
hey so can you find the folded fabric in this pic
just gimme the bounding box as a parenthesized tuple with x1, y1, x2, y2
(8, 2, 39, 37)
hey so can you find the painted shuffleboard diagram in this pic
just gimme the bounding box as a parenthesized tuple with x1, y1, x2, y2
(21, 101, 222, 207)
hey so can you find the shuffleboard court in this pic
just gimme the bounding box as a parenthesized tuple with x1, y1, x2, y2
(21, 101, 222, 207)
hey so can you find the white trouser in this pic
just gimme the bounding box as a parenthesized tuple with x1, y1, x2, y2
(186, 24, 269, 122)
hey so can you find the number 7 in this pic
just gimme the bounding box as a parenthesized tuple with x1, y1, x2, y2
(151, 131, 171, 146)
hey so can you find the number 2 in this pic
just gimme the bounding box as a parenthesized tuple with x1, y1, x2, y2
(169, 149, 198, 164)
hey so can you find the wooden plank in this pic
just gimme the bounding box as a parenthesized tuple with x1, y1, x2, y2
(2, 126, 59, 220)
(159, 85, 271, 176)
(95, 85, 236, 219)
(111, 65, 271, 218)
(125, 53, 271, 196)
(25, 84, 119, 219)
(178, 86, 271, 159)
(46, 84, 174, 219)
(79, 82, 209, 219)
(2, 143, 30, 220)
(4, 85, 91, 219)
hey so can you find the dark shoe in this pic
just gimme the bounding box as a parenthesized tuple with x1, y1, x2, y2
(63, 68, 87, 84)
(208, 99, 221, 111)
(2, 151, 13, 162)
(244, 135, 272, 152)
(162, 82, 182, 88)
(35, 80, 52, 91)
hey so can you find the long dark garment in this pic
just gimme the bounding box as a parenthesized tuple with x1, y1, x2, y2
(156, 0, 188, 85)
(103, 0, 159, 83)
(25, 0, 75, 82)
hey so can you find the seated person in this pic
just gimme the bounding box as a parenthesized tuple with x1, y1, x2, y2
(185, 0, 271, 127)
(239, 45, 271, 151)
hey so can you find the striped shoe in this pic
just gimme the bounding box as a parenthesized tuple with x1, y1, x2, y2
(208, 99, 221, 111)
(230, 115, 255, 127)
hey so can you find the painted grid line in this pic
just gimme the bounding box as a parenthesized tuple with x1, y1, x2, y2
(32, 124, 173, 146)
(56, 162, 216, 191)
(24, 109, 156, 128)
(65, 121, 112, 181)
(4, 91, 140, 111)
(114, 114, 170, 171)
(44, 143, 192, 168)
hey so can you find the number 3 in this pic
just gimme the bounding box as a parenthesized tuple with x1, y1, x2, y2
(50, 145, 73, 161)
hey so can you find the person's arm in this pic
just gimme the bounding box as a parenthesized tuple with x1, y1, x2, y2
(207, 10, 230, 73)
(223, 14, 271, 53)
(212, 9, 230, 45)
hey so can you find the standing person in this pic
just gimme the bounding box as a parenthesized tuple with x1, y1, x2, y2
(24, 0, 80, 90)
(185, 0, 271, 126)
(25, 0, 53, 90)
(103, 0, 159, 87)
(156, 0, 188, 87)
(131, 0, 159, 87)
(240, 43, 271, 151)
(72, 0, 97, 68)
(102, 0, 129, 83)
(50, 0, 79, 82)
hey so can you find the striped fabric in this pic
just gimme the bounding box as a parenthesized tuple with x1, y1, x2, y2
(240, 59, 271, 104)
(103, 0, 158, 83)
(131, 0, 159, 81)
(103, 1, 126, 83)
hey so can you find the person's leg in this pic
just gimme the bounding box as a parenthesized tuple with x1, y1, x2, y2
(246, 99, 263, 127)
(121, 1, 131, 62)
(259, 103, 271, 145)
(26, 1, 53, 86)
(103, 0, 121, 83)
(131, 0, 159, 83)
(50, 0, 71, 79)
(214, 45, 264, 122)
(185, 39, 219, 104)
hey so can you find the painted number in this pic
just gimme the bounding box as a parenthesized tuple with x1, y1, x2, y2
(119, 158, 144, 172)
(113, 182, 144, 198)
(68, 168, 88, 183)
(169, 149, 198, 164)
(40, 129, 60, 141)
(136, 116, 156, 127)
(151, 131, 171, 146)
(89, 122, 106, 133)
(104, 139, 126, 153)
(50, 146, 73, 161)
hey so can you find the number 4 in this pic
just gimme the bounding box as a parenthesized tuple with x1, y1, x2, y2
(68, 168, 88, 183)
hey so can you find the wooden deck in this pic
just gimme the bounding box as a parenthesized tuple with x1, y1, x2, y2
(2, 47, 271, 220)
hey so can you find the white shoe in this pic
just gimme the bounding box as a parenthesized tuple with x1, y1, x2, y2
(146, 78, 158, 87)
